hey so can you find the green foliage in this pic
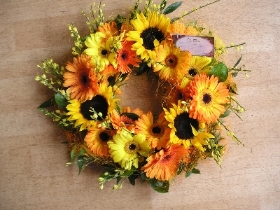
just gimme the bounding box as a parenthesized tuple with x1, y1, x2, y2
(220, 109, 231, 118)
(159, 0, 167, 11)
(38, 99, 53, 109)
(121, 112, 139, 121)
(149, 179, 169, 193)
(185, 168, 200, 178)
(54, 92, 68, 110)
(210, 62, 228, 82)
(133, 62, 151, 75)
(163, 2, 182, 14)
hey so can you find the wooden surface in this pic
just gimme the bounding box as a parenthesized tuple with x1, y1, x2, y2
(1, 0, 280, 209)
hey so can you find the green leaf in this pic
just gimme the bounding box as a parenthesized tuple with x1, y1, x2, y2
(185, 171, 192, 178)
(186, 168, 201, 178)
(38, 99, 53, 108)
(77, 156, 84, 175)
(160, 0, 167, 11)
(210, 62, 228, 82)
(128, 174, 138, 186)
(163, 2, 182, 14)
(115, 14, 125, 30)
(233, 55, 242, 68)
(149, 179, 169, 193)
(191, 168, 200, 174)
(121, 112, 139, 121)
(70, 145, 77, 162)
(54, 92, 68, 110)
(220, 109, 231, 118)
(123, 169, 135, 177)
(133, 62, 151, 75)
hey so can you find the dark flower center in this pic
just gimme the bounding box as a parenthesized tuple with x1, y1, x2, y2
(129, 143, 137, 150)
(101, 49, 108, 56)
(203, 93, 212, 104)
(188, 68, 198, 77)
(99, 131, 110, 142)
(121, 51, 128, 60)
(107, 76, 115, 86)
(152, 126, 161, 134)
(165, 54, 178, 68)
(174, 112, 199, 139)
(80, 73, 89, 85)
(80, 95, 108, 121)
(140, 27, 165, 50)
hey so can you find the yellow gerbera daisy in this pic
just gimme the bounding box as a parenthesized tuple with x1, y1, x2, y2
(84, 32, 118, 70)
(188, 74, 229, 123)
(179, 56, 213, 93)
(108, 130, 150, 170)
(126, 11, 170, 61)
(153, 41, 191, 81)
(84, 126, 115, 157)
(135, 111, 170, 149)
(66, 84, 117, 131)
(163, 101, 213, 149)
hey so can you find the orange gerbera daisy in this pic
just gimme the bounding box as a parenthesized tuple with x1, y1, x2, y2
(135, 112, 170, 149)
(85, 126, 115, 157)
(110, 109, 135, 132)
(63, 54, 99, 101)
(142, 144, 189, 181)
(188, 74, 229, 123)
(153, 42, 191, 81)
(98, 21, 119, 42)
(117, 41, 141, 74)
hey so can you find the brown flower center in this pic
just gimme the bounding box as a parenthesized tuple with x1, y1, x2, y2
(101, 49, 108, 56)
(99, 131, 110, 142)
(80, 73, 89, 85)
(125, 141, 139, 154)
(140, 27, 164, 50)
(165, 54, 178, 68)
(202, 93, 212, 104)
(80, 95, 108, 121)
(174, 112, 199, 139)
(188, 68, 198, 77)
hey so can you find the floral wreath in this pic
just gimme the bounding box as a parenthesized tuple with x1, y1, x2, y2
(35, 0, 249, 193)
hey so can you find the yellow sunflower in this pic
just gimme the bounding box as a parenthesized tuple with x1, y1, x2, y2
(135, 111, 170, 149)
(126, 11, 170, 61)
(108, 130, 150, 170)
(153, 41, 191, 81)
(163, 101, 213, 150)
(84, 126, 115, 157)
(188, 74, 229, 123)
(63, 54, 99, 102)
(66, 84, 117, 131)
(84, 32, 118, 70)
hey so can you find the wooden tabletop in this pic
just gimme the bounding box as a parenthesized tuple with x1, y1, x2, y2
(1, 0, 279, 209)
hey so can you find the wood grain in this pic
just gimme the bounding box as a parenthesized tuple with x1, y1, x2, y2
(1, 0, 280, 209)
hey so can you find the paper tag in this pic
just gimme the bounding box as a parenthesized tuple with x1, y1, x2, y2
(172, 35, 214, 57)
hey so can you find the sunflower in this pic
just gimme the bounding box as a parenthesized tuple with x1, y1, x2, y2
(126, 11, 170, 61)
(153, 42, 191, 81)
(66, 84, 117, 131)
(142, 144, 189, 181)
(163, 101, 213, 149)
(135, 112, 170, 149)
(117, 41, 141, 74)
(108, 130, 150, 170)
(63, 54, 99, 101)
(84, 32, 118, 70)
(188, 74, 229, 123)
(84, 126, 115, 157)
